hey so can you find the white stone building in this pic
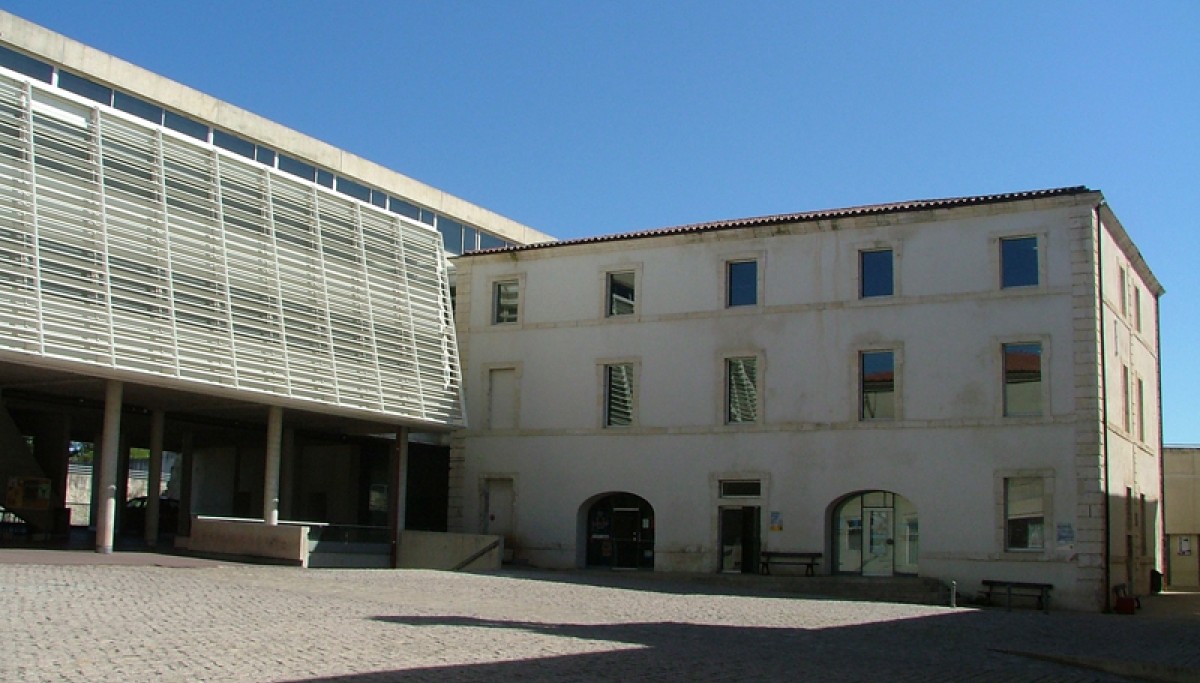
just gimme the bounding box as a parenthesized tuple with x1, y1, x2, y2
(452, 187, 1164, 611)
(1164, 446, 1200, 587)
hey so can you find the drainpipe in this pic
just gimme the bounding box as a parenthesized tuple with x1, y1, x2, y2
(1155, 288, 1166, 587)
(1096, 205, 1112, 611)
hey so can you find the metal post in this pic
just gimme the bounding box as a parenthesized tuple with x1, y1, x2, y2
(263, 406, 283, 526)
(146, 409, 165, 547)
(95, 380, 122, 554)
(950, 580, 957, 608)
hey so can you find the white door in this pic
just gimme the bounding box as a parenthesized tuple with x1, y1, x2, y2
(484, 478, 514, 560)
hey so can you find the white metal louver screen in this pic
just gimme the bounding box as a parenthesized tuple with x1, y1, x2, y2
(0, 71, 463, 427)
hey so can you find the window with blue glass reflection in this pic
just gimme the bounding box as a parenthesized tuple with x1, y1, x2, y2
(860, 350, 895, 420)
(1001, 236, 1038, 288)
(212, 129, 254, 158)
(0, 45, 52, 82)
(163, 111, 207, 141)
(727, 260, 757, 307)
(114, 92, 163, 124)
(58, 71, 112, 105)
(438, 218, 463, 254)
(860, 249, 893, 298)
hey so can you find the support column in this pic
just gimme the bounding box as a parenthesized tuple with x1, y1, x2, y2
(145, 409, 165, 547)
(95, 380, 122, 554)
(279, 427, 295, 520)
(389, 427, 409, 568)
(262, 406, 283, 526)
(177, 430, 193, 539)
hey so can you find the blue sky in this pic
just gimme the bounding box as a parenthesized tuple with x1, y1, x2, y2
(6, 2, 1198, 442)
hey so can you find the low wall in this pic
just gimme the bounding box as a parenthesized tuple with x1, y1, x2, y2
(399, 530, 502, 571)
(184, 517, 310, 566)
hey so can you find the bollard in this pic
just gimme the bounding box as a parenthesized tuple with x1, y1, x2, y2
(950, 580, 957, 608)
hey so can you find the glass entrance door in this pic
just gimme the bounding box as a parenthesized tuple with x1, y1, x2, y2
(611, 507, 641, 569)
(861, 508, 894, 576)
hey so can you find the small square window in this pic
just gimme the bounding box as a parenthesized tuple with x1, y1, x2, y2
(493, 280, 519, 324)
(726, 357, 758, 424)
(1003, 342, 1042, 417)
(860, 249, 893, 298)
(726, 260, 757, 307)
(1005, 477, 1044, 551)
(607, 271, 636, 316)
(860, 351, 895, 420)
(604, 363, 635, 427)
(1000, 236, 1038, 288)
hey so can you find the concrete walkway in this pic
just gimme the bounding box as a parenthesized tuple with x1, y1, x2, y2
(2, 549, 1198, 682)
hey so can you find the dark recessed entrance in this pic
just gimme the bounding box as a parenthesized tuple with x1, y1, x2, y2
(585, 492, 654, 569)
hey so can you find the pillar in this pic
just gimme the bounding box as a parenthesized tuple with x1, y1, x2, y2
(95, 380, 122, 554)
(145, 409, 165, 547)
(389, 427, 409, 568)
(262, 406, 283, 525)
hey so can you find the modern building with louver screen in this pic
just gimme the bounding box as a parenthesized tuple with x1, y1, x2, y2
(0, 11, 552, 562)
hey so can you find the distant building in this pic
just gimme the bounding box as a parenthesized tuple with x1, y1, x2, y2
(453, 187, 1164, 611)
(1164, 446, 1200, 587)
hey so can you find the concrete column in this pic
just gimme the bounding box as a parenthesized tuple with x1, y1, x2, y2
(389, 427, 409, 568)
(177, 430, 193, 538)
(279, 427, 295, 520)
(145, 409, 165, 547)
(95, 380, 122, 554)
(262, 406, 283, 525)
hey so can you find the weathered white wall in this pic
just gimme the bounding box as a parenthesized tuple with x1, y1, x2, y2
(454, 193, 1163, 611)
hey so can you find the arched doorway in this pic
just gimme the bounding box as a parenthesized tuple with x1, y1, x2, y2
(831, 491, 918, 576)
(584, 492, 654, 569)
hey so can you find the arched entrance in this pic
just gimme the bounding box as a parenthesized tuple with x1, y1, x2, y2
(831, 491, 918, 576)
(583, 492, 654, 569)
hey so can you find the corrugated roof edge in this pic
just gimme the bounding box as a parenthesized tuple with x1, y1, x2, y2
(459, 186, 1094, 256)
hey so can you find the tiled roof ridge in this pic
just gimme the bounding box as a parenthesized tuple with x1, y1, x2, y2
(463, 185, 1094, 255)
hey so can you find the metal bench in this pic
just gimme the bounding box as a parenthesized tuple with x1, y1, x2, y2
(980, 579, 1053, 613)
(760, 551, 822, 576)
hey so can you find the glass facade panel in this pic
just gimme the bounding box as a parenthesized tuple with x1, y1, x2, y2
(336, 176, 370, 201)
(726, 357, 758, 423)
(58, 70, 112, 105)
(212, 129, 254, 159)
(438, 218, 463, 255)
(163, 111, 207, 140)
(604, 363, 634, 427)
(607, 271, 636, 316)
(1005, 478, 1044, 550)
(479, 232, 505, 250)
(1001, 236, 1038, 288)
(0, 45, 52, 82)
(727, 260, 757, 307)
(860, 350, 895, 419)
(316, 169, 334, 188)
(493, 280, 518, 324)
(389, 197, 420, 220)
(254, 146, 276, 166)
(860, 249, 893, 298)
(1003, 342, 1042, 416)
(113, 92, 163, 124)
(278, 154, 316, 181)
(462, 227, 478, 253)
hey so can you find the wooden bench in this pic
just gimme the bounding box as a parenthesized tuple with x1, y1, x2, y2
(760, 551, 822, 576)
(980, 579, 1053, 613)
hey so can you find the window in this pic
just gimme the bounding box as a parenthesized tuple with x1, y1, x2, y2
(726, 260, 757, 307)
(1003, 342, 1042, 416)
(1136, 377, 1145, 442)
(725, 357, 758, 423)
(1005, 477, 1044, 550)
(860, 350, 895, 420)
(1133, 287, 1143, 332)
(604, 363, 635, 427)
(607, 271, 636, 316)
(1121, 364, 1130, 432)
(1118, 267, 1128, 317)
(493, 280, 519, 324)
(720, 480, 762, 498)
(1000, 236, 1038, 288)
(860, 249, 893, 298)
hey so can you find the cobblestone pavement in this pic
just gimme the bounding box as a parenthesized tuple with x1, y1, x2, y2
(1, 554, 1198, 682)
